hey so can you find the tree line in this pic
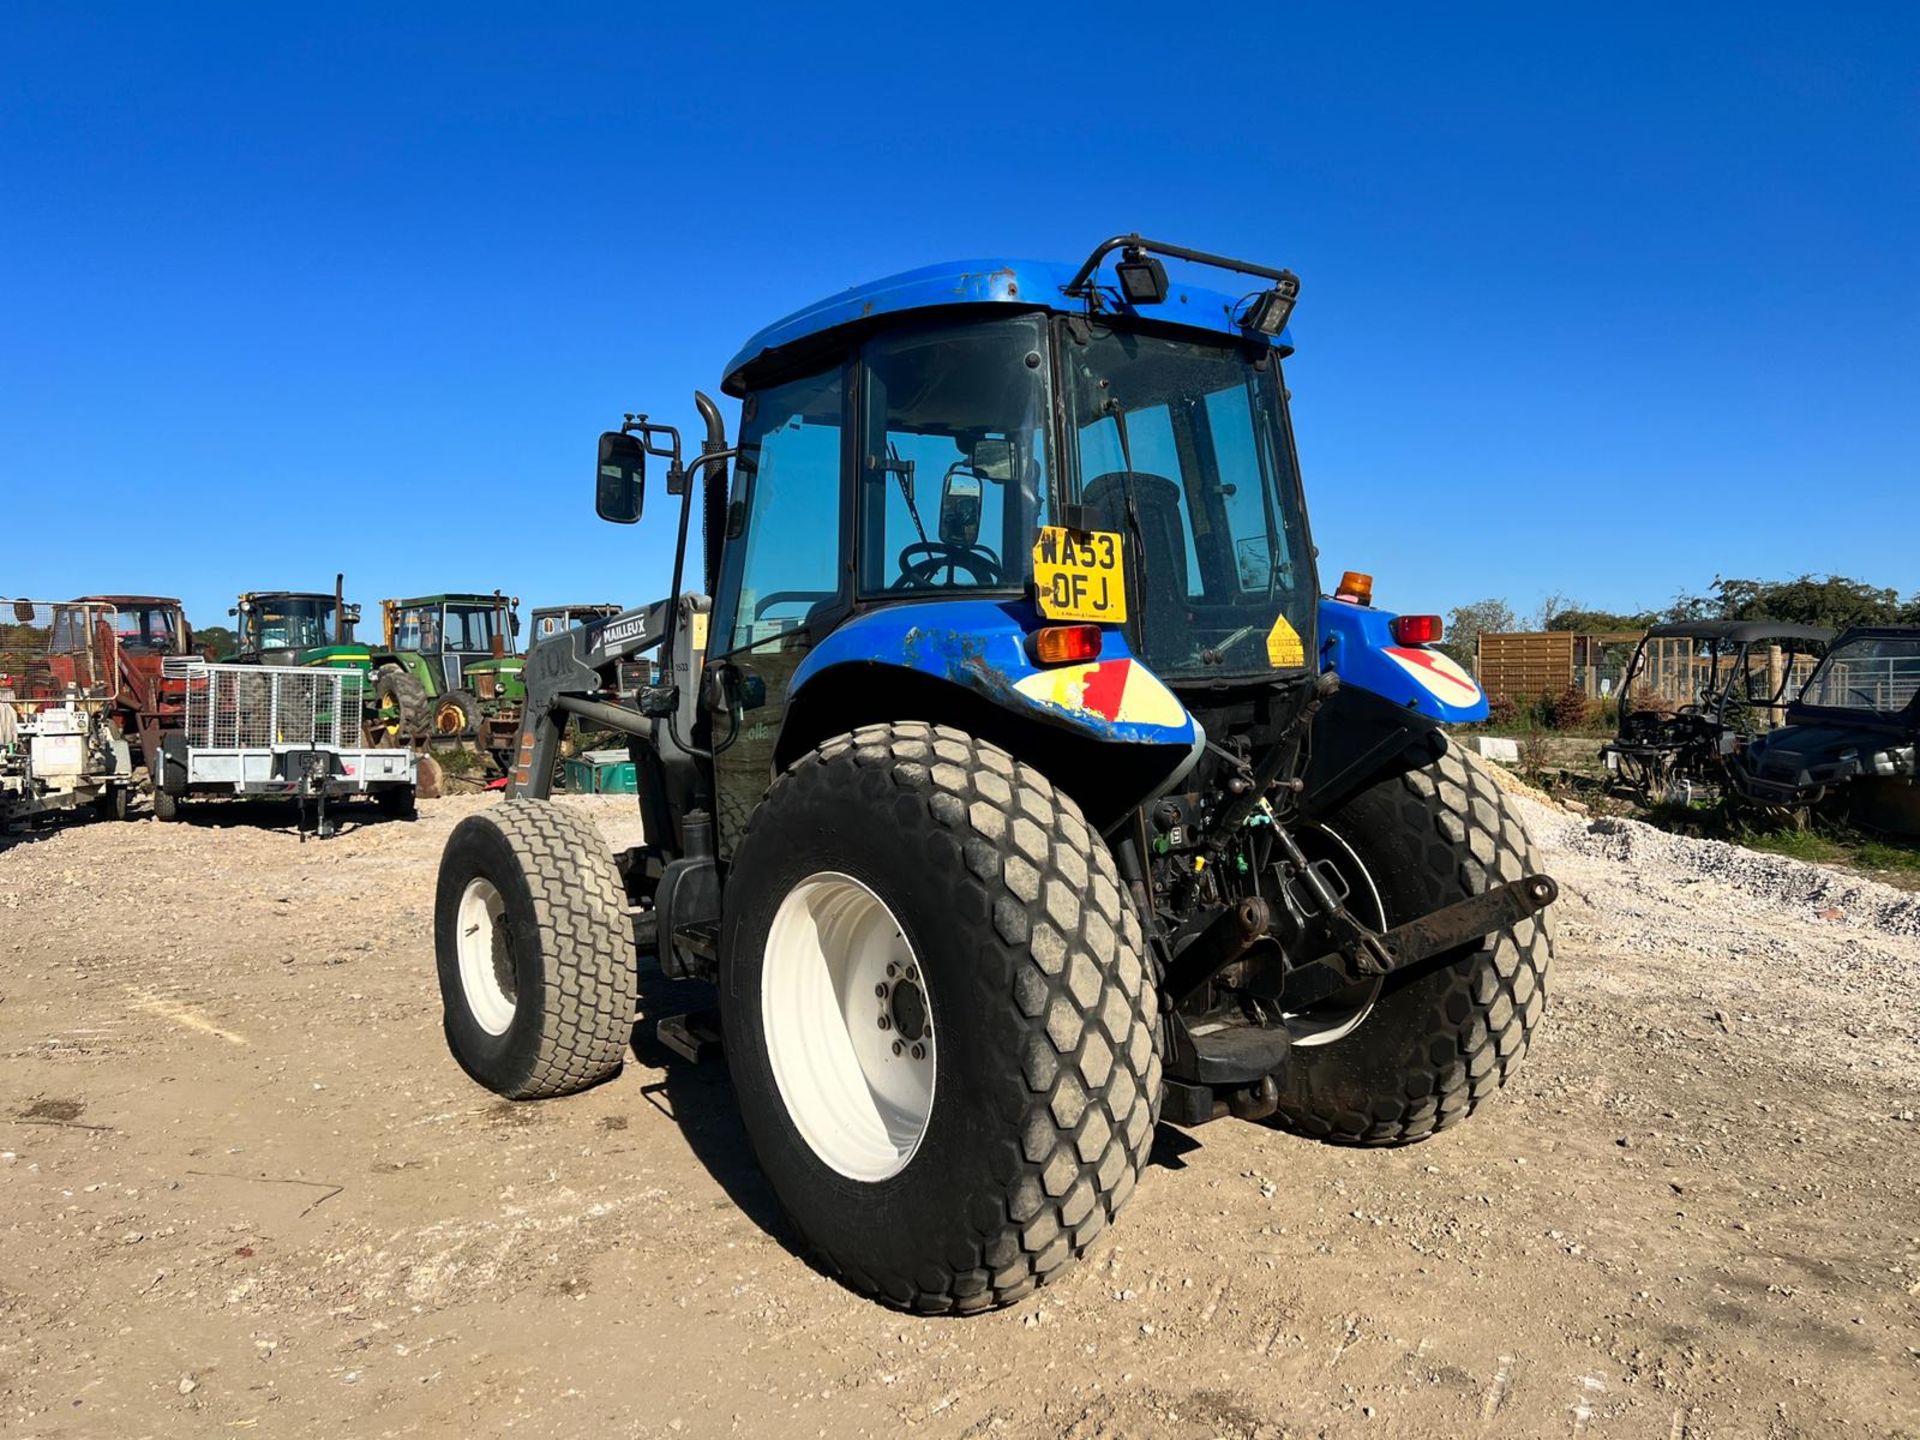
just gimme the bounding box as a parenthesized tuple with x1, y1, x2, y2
(1441, 574, 1920, 669)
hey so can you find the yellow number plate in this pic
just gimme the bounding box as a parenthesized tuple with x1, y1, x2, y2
(1033, 527, 1128, 623)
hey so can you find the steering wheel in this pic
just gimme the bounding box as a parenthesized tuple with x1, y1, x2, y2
(893, 541, 1003, 589)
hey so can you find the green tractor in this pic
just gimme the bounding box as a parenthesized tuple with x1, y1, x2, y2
(232, 578, 433, 744)
(380, 591, 524, 744)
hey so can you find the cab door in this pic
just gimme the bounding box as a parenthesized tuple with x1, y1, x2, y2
(706, 363, 849, 857)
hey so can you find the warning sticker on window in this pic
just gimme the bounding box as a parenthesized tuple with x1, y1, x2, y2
(1033, 527, 1128, 624)
(1266, 614, 1306, 668)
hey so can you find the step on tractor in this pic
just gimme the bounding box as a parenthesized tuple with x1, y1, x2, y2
(1, 599, 138, 829)
(232, 576, 434, 748)
(1601, 619, 1833, 804)
(381, 591, 523, 749)
(434, 235, 1560, 1314)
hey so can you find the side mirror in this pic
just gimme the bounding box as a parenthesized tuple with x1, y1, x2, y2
(342, 603, 362, 626)
(596, 432, 647, 524)
(939, 471, 984, 548)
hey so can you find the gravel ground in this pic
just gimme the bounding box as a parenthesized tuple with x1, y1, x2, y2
(1, 785, 1916, 1438)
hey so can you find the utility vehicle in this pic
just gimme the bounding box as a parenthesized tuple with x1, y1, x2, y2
(1602, 619, 1831, 803)
(1, 599, 137, 828)
(382, 591, 523, 742)
(1732, 624, 1920, 834)
(434, 236, 1558, 1314)
(232, 578, 433, 745)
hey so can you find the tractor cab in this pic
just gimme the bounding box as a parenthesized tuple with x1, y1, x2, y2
(383, 592, 519, 690)
(234, 587, 361, 665)
(527, 603, 622, 651)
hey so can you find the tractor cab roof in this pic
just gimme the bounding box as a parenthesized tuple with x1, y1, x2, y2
(1641, 619, 1835, 646)
(723, 252, 1296, 396)
(238, 591, 336, 603)
(392, 593, 511, 606)
(73, 594, 184, 608)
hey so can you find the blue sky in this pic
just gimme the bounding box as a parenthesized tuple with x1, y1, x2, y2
(2, 4, 1914, 632)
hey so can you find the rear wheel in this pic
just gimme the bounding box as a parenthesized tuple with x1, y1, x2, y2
(372, 665, 430, 744)
(434, 689, 481, 739)
(93, 786, 130, 822)
(1270, 743, 1552, 1145)
(434, 799, 637, 1098)
(721, 722, 1161, 1314)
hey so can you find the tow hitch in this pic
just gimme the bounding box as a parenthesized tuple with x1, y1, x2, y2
(1271, 873, 1559, 1011)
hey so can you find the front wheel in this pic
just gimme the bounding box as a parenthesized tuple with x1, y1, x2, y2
(434, 799, 637, 1098)
(721, 722, 1161, 1314)
(1270, 742, 1553, 1145)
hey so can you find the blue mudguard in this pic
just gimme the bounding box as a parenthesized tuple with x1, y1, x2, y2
(788, 598, 1199, 748)
(1318, 599, 1488, 723)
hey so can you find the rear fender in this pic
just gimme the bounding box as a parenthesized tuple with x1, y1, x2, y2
(782, 599, 1201, 828)
(1301, 598, 1485, 817)
(1318, 599, 1487, 723)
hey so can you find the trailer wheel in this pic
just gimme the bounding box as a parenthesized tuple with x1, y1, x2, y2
(434, 799, 636, 1098)
(434, 689, 481, 739)
(94, 786, 130, 822)
(1271, 743, 1552, 1146)
(721, 722, 1161, 1314)
(152, 788, 181, 822)
(372, 665, 430, 743)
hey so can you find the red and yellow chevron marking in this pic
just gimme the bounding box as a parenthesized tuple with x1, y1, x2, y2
(1013, 657, 1186, 729)
(1383, 645, 1481, 707)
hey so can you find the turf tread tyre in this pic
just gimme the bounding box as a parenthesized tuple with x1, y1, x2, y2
(435, 799, 636, 1099)
(721, 721, 1162, 1315)
(1273, 743, 1551, 1146)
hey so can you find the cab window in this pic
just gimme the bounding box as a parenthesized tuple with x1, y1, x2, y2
(717, 367, 846, 653)
(857, 315, 1051, 597)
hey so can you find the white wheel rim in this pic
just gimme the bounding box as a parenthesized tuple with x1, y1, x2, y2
(456, 877, 517, 1036)
(1284, 825, 1383, 1048)
(761, 872, 935, 1182)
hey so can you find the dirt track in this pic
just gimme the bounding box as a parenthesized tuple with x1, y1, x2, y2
(2, 789, 1917, 1438)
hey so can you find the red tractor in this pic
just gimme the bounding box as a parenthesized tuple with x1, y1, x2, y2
(70, 595, 195, 776)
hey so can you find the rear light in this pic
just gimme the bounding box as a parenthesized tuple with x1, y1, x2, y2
(1335, 571, 1374, 606)
(1030, 624, 1103, 665)
(1390, 614, 1444, 646)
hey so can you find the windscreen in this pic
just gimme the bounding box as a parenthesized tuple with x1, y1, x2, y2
(251, 599, 334, 652)
(444, 604, 503, 652)
(1064, 325, 1313, 678)
(1800, 635, 1920, 715)
(857, 314, 1051, 596)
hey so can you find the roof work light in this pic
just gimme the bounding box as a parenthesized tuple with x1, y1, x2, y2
(1114, 248, 1169, 305)
(1239, 270, 1301, 337)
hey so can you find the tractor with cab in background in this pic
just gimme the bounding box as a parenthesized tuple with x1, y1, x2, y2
(433, 235, 1558, 1314)
(381, 591, 523, 747)
(232, 576, 434, 746)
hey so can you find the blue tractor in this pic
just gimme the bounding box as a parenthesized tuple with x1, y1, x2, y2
(434, 236, 1558, 1313)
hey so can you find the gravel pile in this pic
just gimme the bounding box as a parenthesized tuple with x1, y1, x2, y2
(1517, 799, 1920, 941)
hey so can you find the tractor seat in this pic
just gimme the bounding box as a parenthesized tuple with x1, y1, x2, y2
(1082, 471, 1189, 662)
